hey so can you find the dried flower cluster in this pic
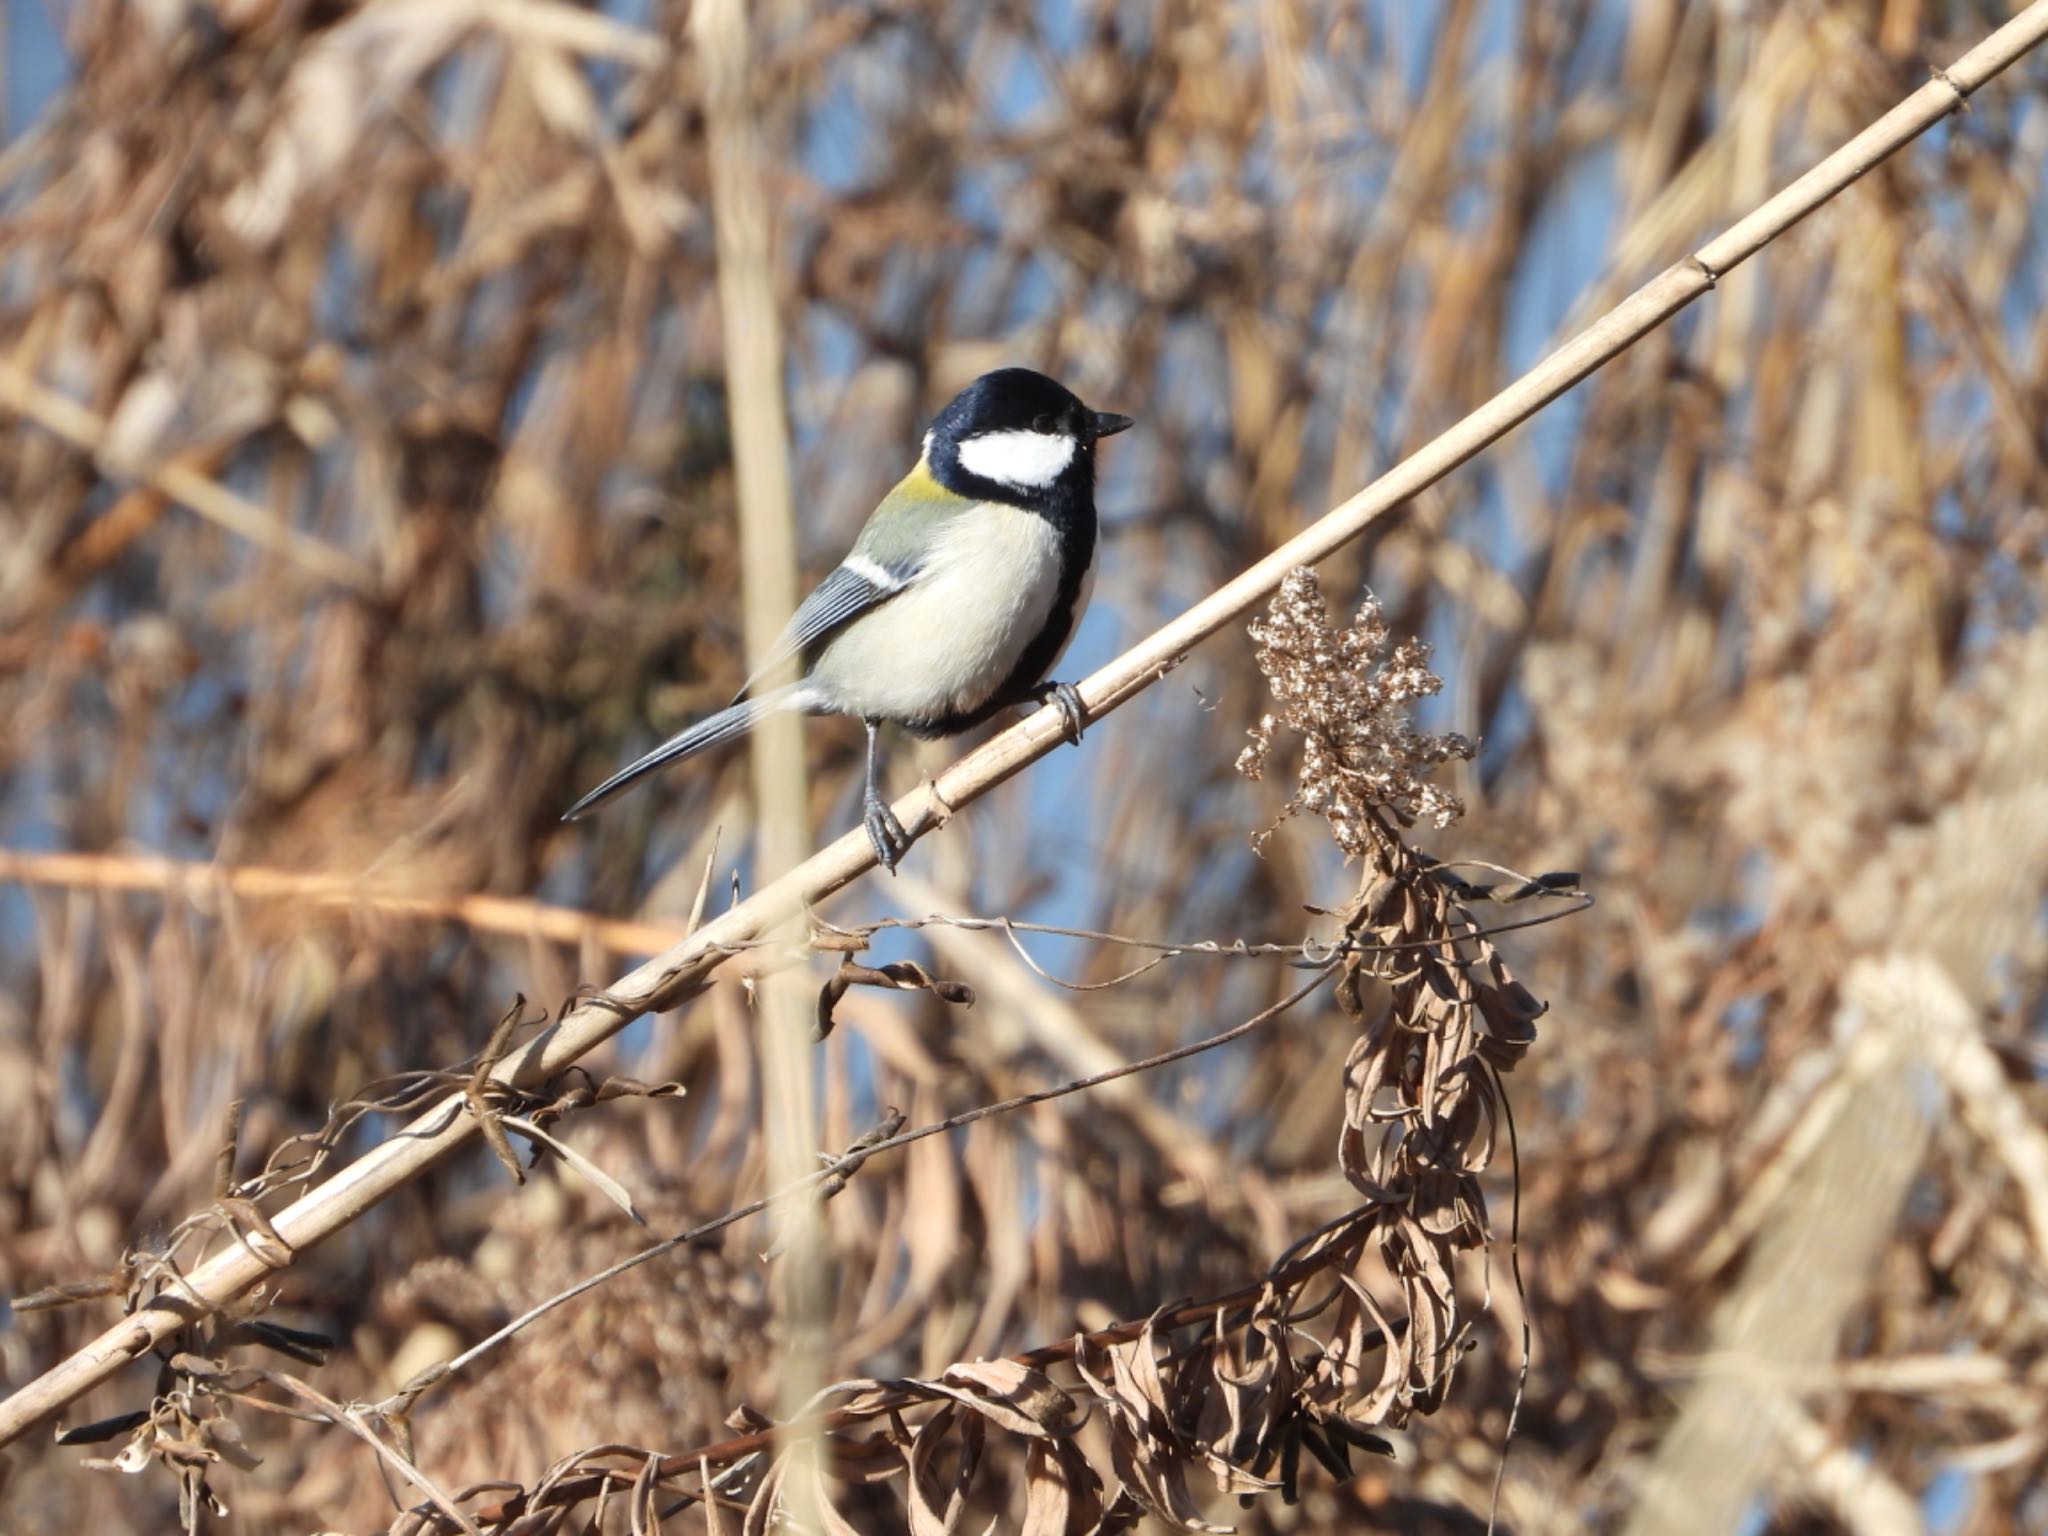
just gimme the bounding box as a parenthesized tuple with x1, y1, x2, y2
(1237, 570, 1477, 847)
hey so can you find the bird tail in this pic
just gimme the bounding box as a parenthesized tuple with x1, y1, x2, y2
(561, 685, 809, 822)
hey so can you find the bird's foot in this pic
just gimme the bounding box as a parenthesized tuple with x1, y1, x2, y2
(1034, 681, 1088, 745)
(863, 791, 912, 875)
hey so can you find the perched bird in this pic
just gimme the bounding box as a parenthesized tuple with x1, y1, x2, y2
(564, 368, 1132, 872)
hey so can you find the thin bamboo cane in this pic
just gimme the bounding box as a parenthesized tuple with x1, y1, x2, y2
(3, 0, 2043, 1451)
(695, 0, 832, 1494)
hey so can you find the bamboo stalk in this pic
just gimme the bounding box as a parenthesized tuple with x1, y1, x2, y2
(694, 0, 830, 1497)
(3, 0, 2043, 1450)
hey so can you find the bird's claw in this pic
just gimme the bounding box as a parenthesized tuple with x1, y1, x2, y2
(1037, 681, 1087, 746)
(863, 792, 911, 875)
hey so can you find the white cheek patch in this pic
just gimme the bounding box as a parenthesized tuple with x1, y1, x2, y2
(957, 429, 1077, 490)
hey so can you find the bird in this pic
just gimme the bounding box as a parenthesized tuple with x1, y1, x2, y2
(563, 367, 1133, 873)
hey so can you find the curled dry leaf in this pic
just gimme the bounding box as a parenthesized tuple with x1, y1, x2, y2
(498, 1114, 649, 1226)
(906, 1404, 983, 1536)
(930, 1361, 1080, 1439)
(818, 956, 976, 1037)
(743, 1446, 867, 1536)
(1074, 1329, 1243, 1531)
(1021, 1436, 1107, 1536)
(54, 1411, 151, 1448)
(1197, 1303, 1292, 1475)
(228, 1319, 335, 1367)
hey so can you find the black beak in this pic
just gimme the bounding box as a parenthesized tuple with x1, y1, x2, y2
(1090, 411, 1134, 439)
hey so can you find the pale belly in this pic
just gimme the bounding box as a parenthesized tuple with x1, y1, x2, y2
(806, 504, 1086, 725)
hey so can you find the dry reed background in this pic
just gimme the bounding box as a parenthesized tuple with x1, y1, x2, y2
(2, 0, 2047, 1531)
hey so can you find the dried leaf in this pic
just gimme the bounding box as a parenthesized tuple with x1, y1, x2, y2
(818, 957, 976, 1037)
(55, 1411, 150, 1447)
(931, 1361, 1079, 1439)
(906, 1405, 983, 1536)
(229, 1319, 335, 1366)
(1021, 1438, 1105, 1536)
(500, 1114, 648, 1226)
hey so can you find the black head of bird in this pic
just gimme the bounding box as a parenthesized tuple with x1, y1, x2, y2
(922, 367, 1134, 506)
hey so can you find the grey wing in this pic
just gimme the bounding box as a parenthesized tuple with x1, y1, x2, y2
(731, 557, 917, 704)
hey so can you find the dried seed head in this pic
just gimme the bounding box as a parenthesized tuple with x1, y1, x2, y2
(1238, 568, 1476, 852)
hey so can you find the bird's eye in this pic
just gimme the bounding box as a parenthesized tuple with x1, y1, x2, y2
(1032, 413, 1057, 433)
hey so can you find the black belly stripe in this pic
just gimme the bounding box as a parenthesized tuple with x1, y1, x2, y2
(902, 482, 1097, 739)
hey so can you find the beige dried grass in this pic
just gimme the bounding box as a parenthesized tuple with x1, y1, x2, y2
(4, 3, 2048, 1532)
